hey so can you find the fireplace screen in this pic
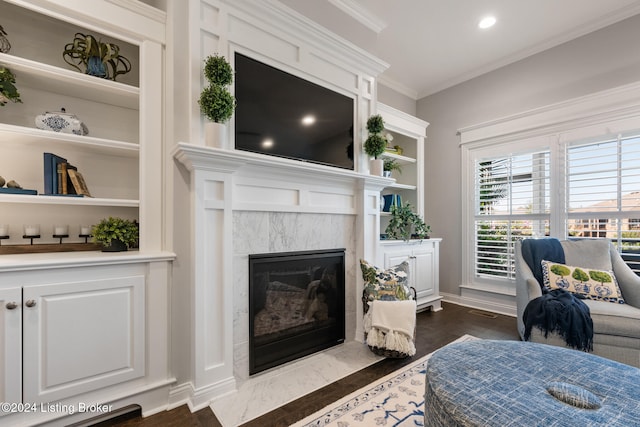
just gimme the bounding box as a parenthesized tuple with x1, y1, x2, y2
(249, 248, 345, 375)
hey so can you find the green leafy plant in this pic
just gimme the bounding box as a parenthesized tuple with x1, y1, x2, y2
(203, 54, 233, 86)
(363, 114, 387, 159)
(0, 66, 22, 106)
(366, 114, 385, 134)
(385, 203, 431, 241)
(63, 33, 132, 81)
(91, 216, 139, 249)
(383, 158, 402, 174)
(199, 54, 236, 123)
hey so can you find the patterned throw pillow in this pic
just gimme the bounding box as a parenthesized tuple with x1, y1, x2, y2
(360, 259, 410, 302)
(541, 260, 625, 304)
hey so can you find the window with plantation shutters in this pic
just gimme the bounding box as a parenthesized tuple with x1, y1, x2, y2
(460, 87, 640, 296)
(567, 134, 640, 273)
(474, 150, 550, 280)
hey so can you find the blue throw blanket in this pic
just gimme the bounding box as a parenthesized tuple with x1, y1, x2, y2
(521, 238, 593, 351)
(523, 289, 594, 351)
(521, 238, 565, 288)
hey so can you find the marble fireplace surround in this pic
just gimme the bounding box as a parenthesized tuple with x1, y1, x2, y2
(173, 143, 391, 411)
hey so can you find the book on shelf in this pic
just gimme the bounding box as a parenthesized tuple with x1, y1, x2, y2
(43, 152, 66, 195)
(67, 169, 92, 197)
(43, 152, 89, 197)
(0, 187, 38, 195)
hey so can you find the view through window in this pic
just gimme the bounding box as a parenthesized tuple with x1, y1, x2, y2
(472, 133, 640, 282)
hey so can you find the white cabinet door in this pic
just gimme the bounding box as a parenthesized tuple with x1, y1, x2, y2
(413, 246, 435, 301)
(0, 287, 21, 407)
(381, 239, 442, 311)
(22, 276, 145, 403)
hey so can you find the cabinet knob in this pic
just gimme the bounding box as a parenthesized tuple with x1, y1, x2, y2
(5, 302, 17, 310)
(409, 255, 417, 259)
(25, 299, 36, 308)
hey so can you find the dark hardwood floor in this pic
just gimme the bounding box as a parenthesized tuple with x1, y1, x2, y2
(94, 302, 519, 427)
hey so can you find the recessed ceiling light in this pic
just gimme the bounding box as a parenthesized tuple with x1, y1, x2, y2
(478, 16, 496, 29)
(301, 115, 316, 126)
(261, 138, 274, 149)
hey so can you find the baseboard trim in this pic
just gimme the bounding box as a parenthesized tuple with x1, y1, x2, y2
(441, 292, 517, 318)
(168, 378, 237, 413)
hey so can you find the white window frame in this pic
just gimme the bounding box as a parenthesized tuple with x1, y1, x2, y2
(459, 81, 640, 296)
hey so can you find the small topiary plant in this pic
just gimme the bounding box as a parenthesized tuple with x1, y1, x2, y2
(364, 115, 387, 159)
(198, 54, 236, 124)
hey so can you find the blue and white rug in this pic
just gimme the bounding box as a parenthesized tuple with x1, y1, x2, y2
(292, 335, 477, 427)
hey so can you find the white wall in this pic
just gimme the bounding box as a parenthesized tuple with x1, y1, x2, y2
(417, 14, 640, 299)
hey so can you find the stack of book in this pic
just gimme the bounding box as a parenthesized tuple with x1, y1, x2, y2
(43, 152, 91, 197)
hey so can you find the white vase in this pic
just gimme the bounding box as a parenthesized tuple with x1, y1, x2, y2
(370, 158, 383, 176)
(204, 121, 226, 148)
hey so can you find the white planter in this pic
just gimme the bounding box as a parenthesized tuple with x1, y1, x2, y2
(370, 158, 383, 176)
(204, 121, 227, 148)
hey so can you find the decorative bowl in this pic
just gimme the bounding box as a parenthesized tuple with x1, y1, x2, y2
(35, 108, 88, 135)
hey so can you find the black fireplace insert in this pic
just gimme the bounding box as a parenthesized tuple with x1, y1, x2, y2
(249, 248, 345, 375)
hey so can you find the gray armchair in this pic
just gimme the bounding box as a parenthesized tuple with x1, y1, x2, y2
(515, 238, 640, 367)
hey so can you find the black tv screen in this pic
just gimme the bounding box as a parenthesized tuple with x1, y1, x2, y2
(234, 53, 354, 170)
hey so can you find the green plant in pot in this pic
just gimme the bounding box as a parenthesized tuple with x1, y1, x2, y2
(0, 66, 22, 106)
(363, 114, 387, 175)
(199, 54, 236, 147)
(385, 202, 431, 241)
(63, 33, 132, 81)
(91, 216, 139, 252)
(383, 158, 402, 177)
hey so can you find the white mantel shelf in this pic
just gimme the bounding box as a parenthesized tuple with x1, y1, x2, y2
(173, 142, 393, 189)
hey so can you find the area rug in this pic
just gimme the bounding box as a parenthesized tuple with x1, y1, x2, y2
(291, 334, 478, 427)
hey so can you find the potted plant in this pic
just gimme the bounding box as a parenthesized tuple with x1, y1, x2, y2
(363, 114, 387, 175)
(91, 216, 139, 252)
(385, 202, 431, 241)
(0, 24, 11, 53)
(0, 66, 21, 106)
(63, 32, 132, 81)
(198, 54, 236, 147)
(383, 158, 402, 178)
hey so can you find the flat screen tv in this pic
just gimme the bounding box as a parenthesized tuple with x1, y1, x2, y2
(234, 53, 354, 170)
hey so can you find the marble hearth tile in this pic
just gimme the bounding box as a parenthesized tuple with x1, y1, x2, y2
(210, 341, 382, 427)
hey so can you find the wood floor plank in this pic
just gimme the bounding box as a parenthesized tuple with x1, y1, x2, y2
(94, 302, 519, 427)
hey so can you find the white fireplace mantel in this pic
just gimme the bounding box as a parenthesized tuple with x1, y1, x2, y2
(172, 142, 390, 407)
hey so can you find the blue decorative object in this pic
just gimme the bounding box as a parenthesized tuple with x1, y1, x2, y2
(425, 340, 640, 426)
(381, 194, 401, 212)
(86, 56, 107, 78)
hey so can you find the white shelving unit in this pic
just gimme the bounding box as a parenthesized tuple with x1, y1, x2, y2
(376, 103, 442, 311)
(0, 0, 159, 249)
(0, 2, 172, 425)
(377, 103, 427, 236)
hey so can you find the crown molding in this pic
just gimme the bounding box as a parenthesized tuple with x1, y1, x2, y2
(327, 0, 387, 33)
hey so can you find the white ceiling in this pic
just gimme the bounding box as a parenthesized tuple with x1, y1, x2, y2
(281, 0, 640, 99)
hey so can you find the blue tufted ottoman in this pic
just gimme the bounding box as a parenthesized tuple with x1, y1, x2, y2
(425, 340, 640, 426)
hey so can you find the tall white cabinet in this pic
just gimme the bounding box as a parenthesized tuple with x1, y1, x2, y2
(377, 103, 442, 311)
(0, 1, 173, 425)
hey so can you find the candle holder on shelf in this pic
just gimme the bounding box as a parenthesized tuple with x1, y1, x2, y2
(79, 225, 92, 243)
(23, 224, 41, 245)
(53, 225, 69, 244)
(0, 224, 8, 245)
